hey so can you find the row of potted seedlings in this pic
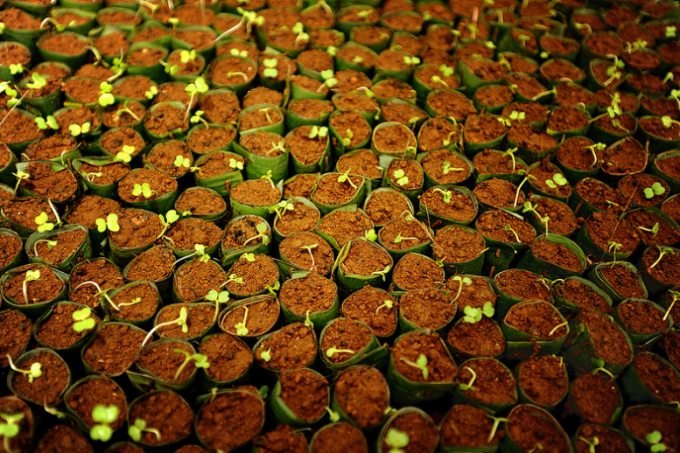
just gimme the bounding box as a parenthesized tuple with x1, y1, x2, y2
(1, 0, 680, 450)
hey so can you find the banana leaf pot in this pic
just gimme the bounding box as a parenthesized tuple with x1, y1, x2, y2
(335, 237, 394, 293)
(25, 224, 92, 274)
(621, 405, 680, 453)
(127, 338, 201, 394)
(620, 352, 680, 405)
(72, 157, 130, 199)
(103, 280, 162, 329)
(651, 150, 680, 194)
(62, 374, 128, 438)
(0, 264, 69, 318)
(517, 234, 587, 280)
(588, 261, 649, 303)
(553, 276, 614, 315)
(612, 298, 672, 345)
(218, 294, 281, 346)
(123, 245, 175, 299)
(502, 405, 574, 453)
(279, 271, 339, 331)
(0, 228, 25, 276)
(502, 300, 570, 361)
(7, 347, 71, 406)
(329, 365, 391, 432)
(126, 390, 194, 450)
(376, 407, 439, 453)
(453, 357, 519, 412)
(79, 321, 148, 378)
(515, 356, 569, 410)
(638, 245, 680, 298)
(193, 151, 245, 198)
(220, 215, 273, 268)
(268, 368, 330, 428)
(385, 329, 457, 405)
(32, 300, 101, 355)
(318, 317, 389, 373)
(198, 332, 254, 389)
(232, 135, 288, 184)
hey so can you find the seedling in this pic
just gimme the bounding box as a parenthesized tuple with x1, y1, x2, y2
(463, 303, 495, 323)
(646, 431, 667, 452)
(504, 224, 521, 243)
(98, 82, 114, 107)
(174, 155, 191, 168)
(365, 229, 378, 241)
(229, 157, 244, 170)
(213, 8, 263, 40)
(497, 117, 512, 127)
(584, 143, 606, 167)
(522, 202, 550, 236)
(326, 346, 355, 358)
(385, 428, 409, 453)
(6, 355, 41, 383)
(26, 72, 47, 92)
(337, 168, 358, 189)
(663, 291, 680, 321)
(341, 129, 353, 147)
(116, 100, 141, 122)
(226, 70, 249, 82)
(0, 412, 24, 453)
(34, 115, 59, 131)
(68, 121, 91, 137)
(548, 321, 568, 337)
(403, 55, 420, 66)
(638, 222, 660, 237)
(644, 182, 666, 199)
(325, 406, 340, 422)
(433, 188, 452, 203)
(671, 89, 680, 110)
(459, 366, 477, 391)
(233, 306, 249, 335)
(591, 358, 616, 380)
(32, 239, 57, 258)
(115, 144, 135, 163)
(603, 56, 625, 86)
(317, 69, 338, 92)
(262, 58, 279, 78)
(180, 49, 196, 64)
(163, 61, 180, 76)
(607, 241, 623, 265)
(141, 307, 189, 346)
(74, 281, 120, 310)
(439, 64, 454, 77)
(308, 126, 328, 139)
(291, 22, 309, 46)
(517, 33, 531, 48)
(663, 72, 674, 84)
(157, 210, 180, 239)
(206, 289, 229, 324)
(132, 183, 154, 198)
(229, 48, 249, 58)
(35, 212, 55, 233)
(503, 147, 518, 173)
(441, 160, 464, 174)
(375, 300, 393, 314)
(430, 75, 449, 88)
(72, 307, 96, 333)
(269, 199, 295, 220)
(667, 25, 677, 38)
(260, 348, 272, 362)
(514, 170, 537, 207)
(128, 419, 161, 442)
(118, 297, 142, 309)
(450, 275, 471, 303)
(650, 246, 676, 269)
(173, 348, 209, 381)
(531, 87, 557, 101)
(90, 405, 119, 442)
(145, 86, 158, 100)
(392, 232, 419, 244)
(392, 169, 409, 186)
(224, 273, 245, 286)
(267, 140, 286, 155)
(242, 222, 270, 246)
(352, 55, 364, 64)
(486, 415, 509, 444)
(371, 266, 390, 281)
(264, 280, 280, 295)
(357, 9, 372, 23)
(184, 78, 208, 121)
(578, 436, 599, 453)
(95, 213, 120, 233)
(173, 244, 211, 269)
(299, 243, 318, 270)
(399, 354, 429, 379)
(545, 173, 568, 191)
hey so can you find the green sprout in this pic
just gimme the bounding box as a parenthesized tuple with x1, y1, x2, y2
(385, 428, 409, 453)
(509, 111, 525, 121)
(522, 201, 550, 236)
(514, 170, 537, 207)
(504, 224, 521, 243)
(174, 155, 191, 168)
(308, 126, 328, 139)
(663, 290, 680, 322)
(34, 115, 59, 131)
(375, 299, 393, 314)
(400, 354, 428, 379)
(115, 144, 135, 163)
(433, 188, 452, 203)
(141, 307, 189, 346)
(584, 143, 606, 167)
(451, 275, 471, 303)
(644, 182, 666, 199)
(497, 117, 512, 128)
(173, 243, 211, 268)
(180, 50, 196, 63)
(463, 302, 495, 323)
(233, 306, 249, 336)
(392, 169, 409, 186)
(242, 222, 270, 246)
(69, 122, 91, 137)
(9, 64, 22, 75)
(173, 348, 209, 381)
(229, 157, 244, 170)
(118, 297, 142, 309)
(403, 55, 420, 66)
(35, 212, 55, 233)
(6, 355, 41, 383)
(647, 431, 667, 452)
(264, 280, 280, 295)
(459, 366, 477, 391)
(638, 222, 660, 237)
(371, 265, 391, 281)
(292, 22, 309, 46)
(607, 241, 623, 265)
(229, 48, 249, 58)
(72, 307, 96, 333)
(226, 70, 249, 82)
(116, 100, 141, 122)
(98, 82, 114, 107)
(157, 210, 180, 239)
(317, 69, 338, 92)
(392, 232, 419, 244)
(32, 239, 57, 258)
(431, 75, 448, 87)
(579, 436, 599, 453)
(337, 168, 358, 189)
(26, 73, 47, 91)
(591, 358, 615, 379)
(206, 289, 230, 324)
(0, 413, 24, 453)
(666, 26, 677, 38)
(225, 273, 245, 285)
(262, 58, 279, 78)
(650, 246, 676, 269)
(164, 62, 180, 76)
(260, 348, 272, 362)
(22, 269, 40, 305)
(341, 129, 353, 147)
(661, 115, 680, 131)
(545, 173, 567, 190)
(365, 229, 378, 241)
(89, 405, 119, 442)
(503, 147, 518, 173)
(267, 140, 286, 155)
(128, 418, 161, 443)
(269, 199, 295, 220)
(144, 86, 158, 100)
(95, 213, 120, 233)
(132, 183, 154, 198)
(326, 346, 355, 358)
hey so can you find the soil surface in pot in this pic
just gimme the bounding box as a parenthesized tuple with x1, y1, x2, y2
(66, 377, 127, 429)
(109, 282, 158, 322)
(316, 209, 372, 248)
(599, 264, 645, 299)
(226, 254, 278, 296)
(433, 225, 485, 263)
(618, 299, 668, 334)
(632, 352, 680, 403)
(4, 265, 64, 305)
(573, 309, 632, 365)
(254, 323, 317, 372)
(507, 405, 569, 452)
(440, 404, 501, 448)
(342, 286, 398, 338)
(278, 369, 328, 422)
(420, 186, 476, 222)
(365, 189, 412, 226)
(311, 423, 367, 453)
(392, 253, 443, 290)
(199, 333, 252, 383)
(495, 269, 552, 302)
(555, 279, 611, 313)
(392, 332, 456, 382)
(12, 351, 68, 405)
(335, 366, 389, 428)
(36, 303, 99, 349)
(130, 392, 193, 445)
(254, 425, 307, 453)
(572, 372, 622, 425)
(279, 232, 334, 275)
(519, 355, 567, 406)
(221, 297, 279, 338)
(175, 259, 226, 302)
(126, 245, 175, 283)
(321, 318, 372, 364)
(382, 411, 438, 453)
(447, 317, 505, 357)
(280, 272, 336, 316)
(457, 358, 516, 404)
(400, 289, 456, 330)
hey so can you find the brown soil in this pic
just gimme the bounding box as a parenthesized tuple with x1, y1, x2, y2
(574, 178, 626, 214)
(4, 264, 64, 306)
(401, 289, 456, 330)
(166, 218, 222, 251)
(473, 149, 526, 176)
(507, 124, 558, 154)
(441, 404, 502, 448)
(125, 245, 175, 283)
(37, 303, 99, 349)
(555, 279, 611, 313)
(174, 259, 225, 303)
(495, 269, 552, 301)
(633, 353, 680, 402)
(137, 340, 196, 383)
(20, 161, 77, 202)
(447, 317, 505, 358)
(316, 208, 372, 248)
(103, 103, 147, 129)
(310, 423, 367, 453)
(253, 425, 307, 453)
(225, 254, 278, 296)
(341, 239, 392, 276)
(457, 359, 516, 404)
(599, 264, 645, 299)
(427, 90, 477, 121)
(12, 351, 69, 405)
(199, 333, 252, 382)
(501, 102, 549, 125)
(278, 369, 328, 421)
(231, 179, 280, 206)
(626, 209, 680, 247)
(392, 253, 443, 290)
(175, 188, 226, 217)
(433, 225, 485, 263)
(557, 137, 599, 170)
(221, 297, 279, 338)
(337, 150, 382, 180)
(194, 152, 244, 179)
(222, 216, 270, 251)
(0, 311, 31, 368)
(146, 141, 193, 178)
(477, 209, 536, 244)
(572, 373, 622, 424)
(255, 322, 316, 372)
(118, 168, 177, 203)
(289, 99, 334, 120)
(109, 208, 163, 249)
(473, 178, 524, 208)
(618, 299, 669, 334)
(280, 272, 337, 316)
(626, 406, 680, 451)
(342, 286, 398, 338)
(187, 127, 236, 155)
(530, 238, 582, 272)
(108, 282, 158, 322)
(507, 406, 568, 452)
(392, 331, 456, 382)
(35, 425, 92, 453)
(129, 392, 193, 446)
(519, 355, 567, 406)
(574, 309, 631, 365)
(198, 91, 241, 124)
(619, 174, 669, 207)
(576, 425, 632, 453)
(506, 301, 567, 339)
(66, 377, 126, 430)
(335, 367, 389, 428)
(321, 318, 372, 364)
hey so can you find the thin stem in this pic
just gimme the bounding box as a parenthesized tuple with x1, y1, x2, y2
(548, 321, 568, 337)
(142, 319, 180, 347)
(214, 17, 246, 42)
(513, 177, 530, 207)
(664, 297, 677, 321)
(0, 91, 29, 128)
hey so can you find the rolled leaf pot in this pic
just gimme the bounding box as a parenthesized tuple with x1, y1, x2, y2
(126, 390, 194, 450)
(571, 425, 635, 453)
(220, 215, 273, 268)
(0, 145, 18, 188)
(218, 294, 281, 346)
(125, 42, 169, 82)
(251, 323, 318, 378)
(0, 228, 25, 276)
(318, 318, 388, 372)
(279, 271, 339, 330)
(502, 300, 570, 360)
(19, 74, 63, 116)
(232, 137, 288, 184)
(515, 357, 569, 410)
(32, 300, 100, 355)
(453, 357, 518, 412)
(621, 405, 680, 452)
(174, 186, 229, 225)
(237, 104, 285, 136)
(328, 365, 390, 432)
(272, 197, 321, 243)
(268, 368, 329, 428)
(170, 26, 217, 61)
(25, 224, 92, 273)
(36, 32, 90, 70)
(192, 151, 245, 198)
(310, 177, 367, 216)
(186, 123, 237, 155)
(370, 122, 417, 159)
(363, 188, 414, 228)
(62, 374, 128, 437)
(375, 407, 439, 453)
(553, 276, 614, 315)
(516, 234, 587, 280)
(588, 113, 638, 147)
(650, 150, 680, 194)
(3, 109, 46, 154)
(620, 352, 680, 405)
(416, 148, 474, 189)
(108, 209, 164, 267)
(103, 280, 162, 329)
(79, 321, 148, 378)
(638, 245, 680, 297)
(588, 261, 649, 303)
(1, 21, 47, 54)
(15, 160, 80, 207)
(433, 225, 487, 276)
(123, 244, 175, 299)
(7, 347, 71, 406)
(335, 238, 394, 292)
(142, 101, 190, 141)
(127, 338, 201, 393)
(573, 214, 638, 263)
(612, 298, 672, 345)
(0, 264, 69, 318)
(502, 404, 574, 453)
(198, 332, 253, 389)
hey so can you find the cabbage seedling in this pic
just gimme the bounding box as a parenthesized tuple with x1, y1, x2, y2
(132, 183, 154, 198)
(90, 405, 119, 442)
(459, 366, 477, 391)
(22, 270, 41, 304)
(142, 307, 189, 346)
(190, 110, 210, 128)
(637, 222, 659, 237)
(68, 122, 91, 137)
(400, 354, 429, 379)
(174, 155, 191, 168)
(233, 306, 249, 335)
(650, 246, 676, 269)
(514, 170, 537, 207)
(34, 212, 55, 233)
(260, 348, 272, 362)
(34, 115, 58, 131)
(579, 436, 599, 453)
(385, 428, 409, 453)
(643, 182, 666, 199)
(172, 348, 209, 381)
(647, 431, 667, 452)
(663, 291, 680, 321)
(72, 307, 96, 333)
(32, 239, 57, 258)
(450, 275, 471, 303)
(392, 169, 409, 186)
(308, 126, 328, 139)
(463, 303, 495, 323)
(337, 168, 358, 189)
(6, 355, 41, 383)
(206, 289, 229, 324)
(157, 210, 180, 239)
(300, 243, 318, 270)
(95, 213, 120, 233)
(504, 224, 521, 243)
(242, 222, 270, 246)
(128, 418, 161, 442)
(262, 59, 279, 78)
(326, 346, 355, 358)
(97, 82, 114, 107)
(375, 299, 393, 314)
(0, 413, 23, 453)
